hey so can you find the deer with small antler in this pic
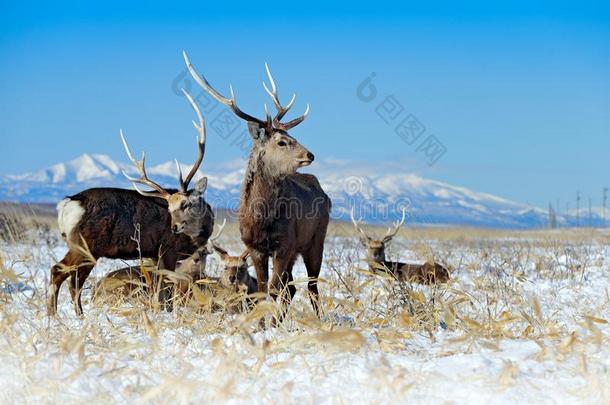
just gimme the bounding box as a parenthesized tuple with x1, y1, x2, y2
(48, 89, 214, 316)
(93, 219, 259, 313)
(184, 52, 331, 323)
(93, 219, 227, 305)
(351, 209, 450, 285)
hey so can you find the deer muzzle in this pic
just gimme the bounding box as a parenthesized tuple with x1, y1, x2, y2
(298, 152, 315, 167)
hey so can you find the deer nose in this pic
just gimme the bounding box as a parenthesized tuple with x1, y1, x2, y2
(229, 275, 236, 283)
(307, 152, 314, 162)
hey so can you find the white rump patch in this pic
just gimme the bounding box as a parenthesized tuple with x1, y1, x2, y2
(57, 198, 85, 240)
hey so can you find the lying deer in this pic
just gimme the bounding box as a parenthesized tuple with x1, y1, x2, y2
(49, 89, 214, 316)
(351, 209, 450, 284)
(212, 245, 257, 296)
(92, 220, 226, 305)
(93, 221, 258, 313)
(213, 245, 258, 313)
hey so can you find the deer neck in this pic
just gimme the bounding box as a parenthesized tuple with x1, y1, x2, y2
(240, 151, 283, 228)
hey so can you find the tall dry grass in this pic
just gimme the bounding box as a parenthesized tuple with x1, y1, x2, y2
(0, 206, 608, 403)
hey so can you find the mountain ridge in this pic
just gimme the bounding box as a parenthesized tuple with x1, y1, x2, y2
(0, 153, 600, 229)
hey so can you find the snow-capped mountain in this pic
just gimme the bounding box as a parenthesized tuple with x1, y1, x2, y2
(0, 153, 591, 229)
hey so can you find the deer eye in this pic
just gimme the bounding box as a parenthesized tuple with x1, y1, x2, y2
(277, 140, 287, 147)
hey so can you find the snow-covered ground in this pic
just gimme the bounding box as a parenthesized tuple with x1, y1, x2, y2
(0, 229, 608, 404)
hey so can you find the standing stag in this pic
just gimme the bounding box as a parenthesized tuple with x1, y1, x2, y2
(48, 90, 214, 316)
(184, 52, 331, 322)
(351, 209, 450, 284)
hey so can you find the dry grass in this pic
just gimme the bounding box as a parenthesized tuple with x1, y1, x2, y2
(0, 207, 608, 403)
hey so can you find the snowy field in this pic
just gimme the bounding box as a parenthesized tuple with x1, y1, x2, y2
(0, 222, 609, 404)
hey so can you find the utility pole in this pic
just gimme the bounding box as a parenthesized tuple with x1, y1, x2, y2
(556, 198, 561, 217)
(602, 187, 608, 228)
(588, 198, 592, 228)
(576, 191, 581, 227)
(548, 202, 557, 229)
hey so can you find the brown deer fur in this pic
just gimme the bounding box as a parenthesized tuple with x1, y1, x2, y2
(368, 257, 450, 284)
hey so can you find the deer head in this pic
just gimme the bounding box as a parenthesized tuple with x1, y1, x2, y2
(183, 52, 313, 179)
(213, 245, 252, 290)
(177, 218, 226, 277)
(120, 89, 210, 236)
(351, 208, 407, 263)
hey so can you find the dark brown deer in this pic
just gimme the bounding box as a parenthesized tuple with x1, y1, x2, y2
(351, 209, 450, 284)
(48, 90, 214, 316)
(184, 52, 331, 323)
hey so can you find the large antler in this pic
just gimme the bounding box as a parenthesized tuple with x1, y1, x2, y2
(176, 89, 207, 194)
(262, 63, 310, 130)
(382, 209, 407, 243)
(350, 207, 370, 240)
(183, 51, 268, 127)
(183, 51, 309, 131)
(120, 130, 171, 199)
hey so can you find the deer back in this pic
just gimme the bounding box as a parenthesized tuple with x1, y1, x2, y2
(60, 187, 213, 262)
(396, 262, 450, 284)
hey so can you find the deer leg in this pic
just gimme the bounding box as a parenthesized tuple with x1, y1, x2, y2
(68, 264, 94, 316)
(158, 255, 177, 312)
(302, 234, 326, 318)
(248, 250, 269, 328)
(302, 254, 322, 318)
(270, 270, 296, 305)
(270, 253, 297, 326)
(48, 250, 85, 317)
(250, 250, 269, 296)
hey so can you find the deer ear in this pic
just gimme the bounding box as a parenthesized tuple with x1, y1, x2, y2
(192, 177, 208, 195)
(239, 250, 251, 261)
(212, 243, 228, 260)
(247, 122, 268, 141)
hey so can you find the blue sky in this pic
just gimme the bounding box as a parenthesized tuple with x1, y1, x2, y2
(1, 0, 608, 209)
